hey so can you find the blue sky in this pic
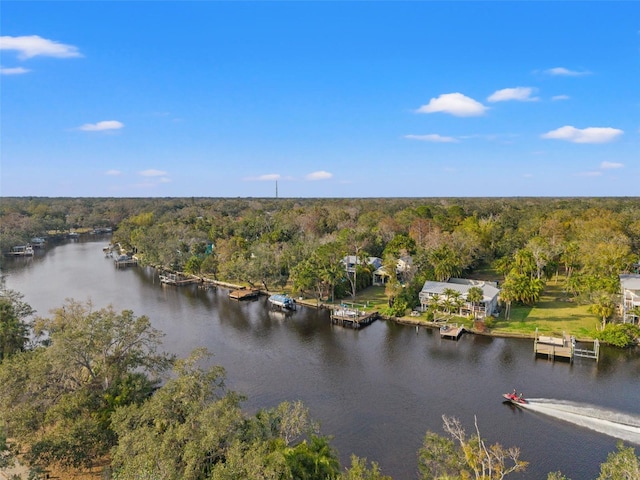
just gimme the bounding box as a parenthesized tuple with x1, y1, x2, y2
(1, 1, 638, 198)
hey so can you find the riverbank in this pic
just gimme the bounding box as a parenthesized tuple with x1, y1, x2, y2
(136, 263, 599, 342)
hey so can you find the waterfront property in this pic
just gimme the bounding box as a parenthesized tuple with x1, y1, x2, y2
(372, 255, 413, 286)
(342, 255, 383, 274)
(418, 278, 500, 318)
(620, 274, 640, 324)
(534, 328, 599, 362)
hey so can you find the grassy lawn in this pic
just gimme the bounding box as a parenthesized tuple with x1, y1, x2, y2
(488, 281, 599, 339)
(349, 281, 601, 340)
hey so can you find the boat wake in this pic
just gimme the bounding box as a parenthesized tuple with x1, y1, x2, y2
(521, 399, 640, 445)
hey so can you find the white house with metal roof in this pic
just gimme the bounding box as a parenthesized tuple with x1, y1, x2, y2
(620, 274, 640, 324)
(419, 278, 500, 318)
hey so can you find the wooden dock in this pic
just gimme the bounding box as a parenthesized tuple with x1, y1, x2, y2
(159, 272, 200, 286)
(114, 256, 137, 268)
(534, 329, 599, 362)
(330, 305, 378, 329)
(440, 323, 465, 340)
(229, 288, 260, 300)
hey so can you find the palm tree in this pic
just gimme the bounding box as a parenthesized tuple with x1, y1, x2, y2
(466, 286, 484, 318)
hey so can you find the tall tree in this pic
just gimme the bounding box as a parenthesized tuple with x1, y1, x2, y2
(0, 300, 171, 470)
(0, 286, 33, 360)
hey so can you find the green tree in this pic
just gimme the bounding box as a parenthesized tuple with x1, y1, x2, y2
(0, 300, 171, 471)
(0, 287, 33, 360)
(419, 415, 527, 480)
(597, 442, 640, 480)
(466, 286, 484, 319)
(588, 292, 617, 330)
(339, 455, 392, 480)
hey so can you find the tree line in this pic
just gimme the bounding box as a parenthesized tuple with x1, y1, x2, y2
(2, 196, 640, 340)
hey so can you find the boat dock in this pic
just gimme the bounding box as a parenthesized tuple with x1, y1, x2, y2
(439, 323, 465, 340)
(6, 245, 34, 257)
(229, 288, 260, 300)
(159, 272, 200, 286)
(534, 329, 599, 362)
(330, 303, 378, 328)
(114, 255, 138, 268)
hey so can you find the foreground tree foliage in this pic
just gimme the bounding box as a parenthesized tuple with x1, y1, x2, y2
(0, 284, 34, 360)
(110, 349, 377, 480)
(418, 415, 528, 480)
(0, 300, 172, 470)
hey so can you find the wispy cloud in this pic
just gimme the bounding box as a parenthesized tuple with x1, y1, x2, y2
(416, 93, 488, 117)
(541, 125, 623, 144)
(105, 169, 122, 176)
(551, 95, 570, 101)
(487, 87, 539, 102)
(0, 35, 82, 60)
(1, 66, 30, 75)
(305, 171, 333, 181)
(576, 171, 602, 177)
(601, 161, 624, 169)
(404, 134, 458, 143)
(139, 169, 168, 177)
(79, 120, 124, 132)
(544, 67, 591, 76)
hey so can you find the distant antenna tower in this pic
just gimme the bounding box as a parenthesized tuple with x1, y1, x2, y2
(276, 180, 278, 198)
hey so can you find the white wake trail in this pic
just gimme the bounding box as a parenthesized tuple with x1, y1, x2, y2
(520, 399, 640, 445)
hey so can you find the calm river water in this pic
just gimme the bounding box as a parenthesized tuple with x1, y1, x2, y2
(3, 237, 640, 479)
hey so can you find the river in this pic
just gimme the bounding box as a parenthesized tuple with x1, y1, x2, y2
(3, 236, 640, 479)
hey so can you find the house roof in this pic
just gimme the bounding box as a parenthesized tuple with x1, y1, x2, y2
(420, 280, 500, 302)
(342, 256, 383, 269)
(620, 274, 640, 290)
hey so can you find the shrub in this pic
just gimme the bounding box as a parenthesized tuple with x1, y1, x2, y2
(595, 323, 640, 348)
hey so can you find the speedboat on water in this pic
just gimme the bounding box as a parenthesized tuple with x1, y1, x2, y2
(503, 391, 528, 405)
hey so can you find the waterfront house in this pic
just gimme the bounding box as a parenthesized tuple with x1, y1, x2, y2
(372, 255, 414, 286)
(342, 256, 383, 274)
(620, 274, 640, 324)
(419, 278, 500, 318)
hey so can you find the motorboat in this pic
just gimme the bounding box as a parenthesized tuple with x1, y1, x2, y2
(503, 391, 528, 405)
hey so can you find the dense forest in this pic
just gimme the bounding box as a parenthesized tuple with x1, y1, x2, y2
(1, 196, 640, 478)
(2, 196, 640, 327)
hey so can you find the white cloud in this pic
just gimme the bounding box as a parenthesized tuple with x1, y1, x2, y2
(487, 87, 539, 103)
(1, 66, 30, 75)
(305, 171, 333, 181)
(139, 169, 168, 177)
(541, 125, 623, 144)
(551, 95, 570, 101)
(577, 171, 602, 177)
(545, 67, 590, 76)
(416, 93, 488, 117)
(257, 174, 281, 181)
(105, 169, 122, 176)
(405, 134, 458, 143)
(0, 35, 82, 59)
(79, 120, 124, 131)
(601, 161, 624, 169)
